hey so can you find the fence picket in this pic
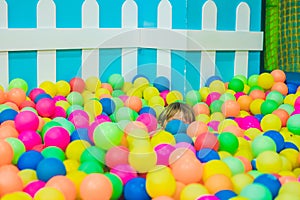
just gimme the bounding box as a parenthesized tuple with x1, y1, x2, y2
(200, 0, 217, 86)
(0, 0, 8, 89)
(82, 0, 100, 80)
(234, 2, 250, 77)
(157, 0, 172, 80)
(122, 0, 138, 81)
(37, 0, 56, 84)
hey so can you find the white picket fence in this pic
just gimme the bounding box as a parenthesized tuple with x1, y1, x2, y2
(0, 0, 263, 90)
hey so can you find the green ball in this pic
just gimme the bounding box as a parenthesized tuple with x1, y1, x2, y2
(108, 74, 125, 90)
(210, 100, 224, 113)
(66, 105, 83, 116)
(222, 156, 245, 175)
(248, 74, 259, 87)
(105, 173, 123, 200)
(21, 107, 38, 114)
(287, 114, 300, 135)
(112, 90, 125, 97)
(115, 107, 137, 122)
(219, 93, 236, 102)
(240, 183, 272, 200)
(234, 75, 247, 84)
(0, 104, 11, 113)
(5, 137, 26, 164)
(78, 160, 104, 174)
(41, 146, 66, 161)
(266, 91, 284, 105)
(8, 78, 28, 92)
(80, 146, 106, 166)
(111, 97, 124, 111)
(228, 78, 244, 92)
(251, 135, 276, 157)
(93, 122, 124, 150)
(218, 132, 239, 155)
(278, 104, 295, 115)
(52, 117, 75, 135)
(260, 100, 278, 115)
(185, 90, 201, 106)
(67, 92, 84, 106)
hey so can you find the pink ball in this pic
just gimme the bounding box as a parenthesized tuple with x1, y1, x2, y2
(36, 98, 56, 118)
(110, 164, 137, 184)
(18, 130, 42, 151)
(119, 95, 129, 103)
(23, 180, 46, 197)
(52, 106, 67, 118)
(95, 114, 111, 123)
(234, 92, 246, 100)
(175, 142, 196, 154)
(206, 92, 221, 106)
(160, 90, 169, 105)
(53, 95, 67, 103)
(136, 113, 157, 133)
(294, 96, 300, 107)
(68, 110, 89, 128)
(197, 195, 219, 200)
(207, 120, 220, 131)
(154, 143, 176, 166)
(14, 110, 39, 133)
(105, 146, 129, 168)
(239, 116, 261, 130)
(44, 126, 70, 151)
(29, 88, 45, 101)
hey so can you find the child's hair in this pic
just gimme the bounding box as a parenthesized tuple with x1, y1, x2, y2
(158, 102, 195, 127)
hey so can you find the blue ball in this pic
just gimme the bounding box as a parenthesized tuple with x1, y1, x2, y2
(17, 150, 44, 170)
(174, 133, 194, 144)
(99, 98, 116, 115)
(254, 174, 281, 198)
(36, 158, 66, 182)
(71, 128, 93, 144)
(284, 142, 299, 151)
(34, 93, 52, 103)
(124, 177, 151, 200)
(153, 76, 170, 92)
(287, 83, 298, 94)
(251, 159, 257, 170)
(215, 190, 237, 200)
(139, 106, 156, 117)
(0, 109, 18, 123)
(165, 119, 188, 135)
(205, 75, 222, 87)
(196, 148, 220, 163)
(254, 114, 264, 121)
(263, 130, 285, 152)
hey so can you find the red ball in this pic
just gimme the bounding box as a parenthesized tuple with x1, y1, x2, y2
(29, 88, 45, 101)
(194, 132, 219, 151)
(70, 77, 86, 93)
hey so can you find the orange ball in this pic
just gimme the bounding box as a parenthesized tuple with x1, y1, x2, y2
(249, 90, 265, 100)
(236, 156, 252, 172)
(237, 95, 253, 112)
(272, 109, 289, 127)
(0, 140, 14, 166)
(80, 174, 113, 200)
(124, 121, 148, 135)
(222, 125, 244, 137)
(0, 166, 23, 196)
(124, 96, 143, 112)
(6, 88, 26, 107)
(186, 121, 208, 138)
(172, 181, 186, 200)
(221, 100, 240, 118)
(46, 175, 77, 200)
(271, 69, 286, 82)
(271, 82, 288, 95)
(4, 102, 19, 111)
(0, 125, 19, 139)
(193, 103, 210, 116)
(204, 174, 233, 194)
(0, 89, 6, 104)
(101, 83, 113, 94)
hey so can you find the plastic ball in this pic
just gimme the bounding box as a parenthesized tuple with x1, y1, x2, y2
(209, 80, 226, 94)
(36, 158, 66, 182)
(23, 180, 46, 197)
(110, 164, 137, 185)
(196, 148, 220, 163)
(256, 151, 282, 173)
(205, 92, 221, 106)
(263, 130, 285, 152)
(253, 174, 281, 198)
(272, 109, 289, 127)
(45, 175, 76, 200)
(143, 86, 160, 100)
(85, 76, 101, 92)
(228, 78, 244, 92)
(278, 181, 300, 197)
(136, 113, 157, 133)
(185, 90, 201, 106)
(5, 137, 26, 164)
(218, 132, 239, 155)
(194, 132, 219, 151)
(41, 146, 66, 161)
(271, 69, 286, 82)
(154, 143, 176, 166)
(139, 106, 157, 117)
(99, 98, 116, 115)
(104, 173, 123, 200)
(153, 76, 170, 92)
(0, 167, 24, 197)
(180, 183, 209, 200)
(231, 173, 253, 194)
(17, 150, 44, 170)
(215, 190, 237, 200)
(18, 130, 42, 151)
(1, 191, 32, 200)
(240, 183, 272, 200)
(260, 114, 282, 132)
(125, 96, 143, 112)
(124, 177, 150, 200)
(108, 74, 125, 90)
(78, 160, 104, 174)
(260, 100, 278, 115)
(251, 135, 276, 157)
(221, 100, 240, 118)
(287, 83, 298, 94)
(205, 76, 222, 87)
(55, 80, 71, 97)
(36, 98, 56, 118)
(14, 110, 39, 133)
(34, 186, 65, 200)
(202, 160, 232, 181)
(193, 103, 210, 116)
(0, 109, 18, 123)
(69, 77, 85, 93)
(271, 82, 288, 95)
(66, 91, 84, 106)
(44, 126, 70, 151)
(210, 99, 224, 113)
(165, 119, 188, 135)
(174, 133, 194, 144)
(166, 90, 183, 105)
(204, 173, 234, 194)
(0, 140, 14, 167)
(257, 73, 274, 90)
(6, 88, 26, 107)
(287, 114, 300, 135)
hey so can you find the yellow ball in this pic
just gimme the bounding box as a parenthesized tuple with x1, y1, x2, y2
(64, 159, 80, 174)
(260, 114, 282, 132)
(126, 87, 143, 98)
(2, 192, 32, 200)
(275, 193, 300, 200)
(284, 94, 296, 105)
(243, 84, 250, 94)
(18, 169, 37, 186)
(55, 80, 71, 97)
(34, 187, 65, 200)
(95, 88, 111, 98)
(250, 99, 264, 115)
(148, 96, 165, 107)
(143, 86, 160, 101)
(278, 181, 300, 197)
(256, 151, 282, 173)
(84, 99, 103, 118)
(257, 72, 274, 90)
(280, 148, 300, 169)
(180, 183, 209, 200)
(244, 128, 262, 140)
(39, 81, 57, 97)
(65, 140, 91, 161)
(218, 119, 238, 132)
(152, 105, 165, 119)
(196, 114, 210, 124)
(199, 87, 210, 102)
(129, 149, 157, 173)
(151, 130, 176, 147)
(231, 173, 253, 194)
(202, 160, 232, 181)
(55, 100, 71, 111)
(85, 76, 101, 92)
(166, 90, 183, 105)
(210, 112, 225, 121)
(66, 171, 87, 199)
(122, 82, 133, 93)
(133, 77, 149, 92)
(209, 80, 226, 94)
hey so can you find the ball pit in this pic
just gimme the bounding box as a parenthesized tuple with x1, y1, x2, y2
(0, 70, 299, 199)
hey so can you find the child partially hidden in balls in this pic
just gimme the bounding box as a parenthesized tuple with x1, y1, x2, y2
(158, 102, 195, 129)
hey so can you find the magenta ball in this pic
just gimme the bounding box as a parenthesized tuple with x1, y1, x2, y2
(110, 164, 138, 184)
(206, 92, 221, 106)
(294, 96, 300, 107)
(23, 180, 46, 197)
(136, 113, 157, 133)
(175, 142, 196, 153)
(52, 95, 67, 103)
(240, 116, 261, 130)
(18, 130, 42, 151)
(160, 90, 169, 104)
(95, 114, 111, 123)
(36, 98, 56, 118)
(29, 88, 45, 101)
(68, 110, 89, 128)
(234, 92, 246, 100)
(119, 95, 129, 103)
(52, 106, 67, 118)
(207, 120, 220, 131)
(105, 146, 129, 168)
(197, 195, 220, 200)
(154, 143, 176, 165)
(14, 110, 39, 132)
(44, 126, 70, 151)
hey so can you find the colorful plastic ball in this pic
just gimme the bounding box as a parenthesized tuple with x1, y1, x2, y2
(278, 181, 300, 197)
(124, 177, 150, 200)
(36, 98, 56, 118)
(205, 75, 222, 87)
(166, 90, 183, 105)
(0, 109, 18, 123)
(23, 180, 46, 197)
(66, 91, 84, 106)
(85, 76, 101, 92)
(271, 82, 288, 95)
(154, 143, 176, 166)
(136, 113, 157, 133)
(39, 80, 57, 97)
(18, 130, 42, 151)
(115, 107, 137, 122)
(139, 106, 156, 117)
(69, 77, 85, 93)
(260, 114, 282, 132)
(165, 119, 188, 135)
(278, 103, 295, 115)
(34, 186, 65, 200)
(174, 133, 194, 144)
(6, 88, 26, 107)
(196, 148, 220, 163)
(44, 126, 70, 151)
(266, 90, 284, 105)
(215, 190, 237, 200)
(271, 69, 286, 82)
(125, 96, 143, 112)
(1, 191, 32, 200)
(108, 74, 124, 90)
(253, 174, 281, 198)
(228, 78, 244, 92)
(209, 80, 226, 94)
(284, 141, 299, 151)
(53, 117, 76, 135)
(185, 90, 201, 106)
(17, 150, 44, 170)
(222, 156, 245, 175)
(105, 146, 129, 168)
(65, 140, 91, 162)
(110, 164, 137, 185)
(78, 160, 104, 174)
(55, 80, 71, 97)
(210, 99, 224, 113)
(287, 114, 300, 135)
(80, 146, 105, 166)
(104, 173, 123, 200)
(41, 146, 66, 161)
(287, 83, 298, 94)
(194, 132, 219, 151)
(263, 130, 284, 152)
(14, 110, 39, 133)
(251, 135, 276, 157)
(260, 100, 278, 115)
(256, 151, 282, 173)
(143, 86, 160, 100)
(257, 73, 274, 90)
(221, 100, 240, 118)
(218, 132, 239, 155)
(99, 98, 116, 115)
(5, 137, 26, 164)
(204, 174, 234, 194)
(205, 92, 221, 106)
(36, 158, 66, 182)
(45, 175, 76, 200)
(240, 183, 272, 200)
(8, 78, 28, 92)
(272, 109, 289, 127)
(0, 140, 13, 167)
(0, 166, 24, 197)
(153, 76, 170, 92)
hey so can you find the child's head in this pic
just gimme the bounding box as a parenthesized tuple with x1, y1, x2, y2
(158, 102, 195, 128)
